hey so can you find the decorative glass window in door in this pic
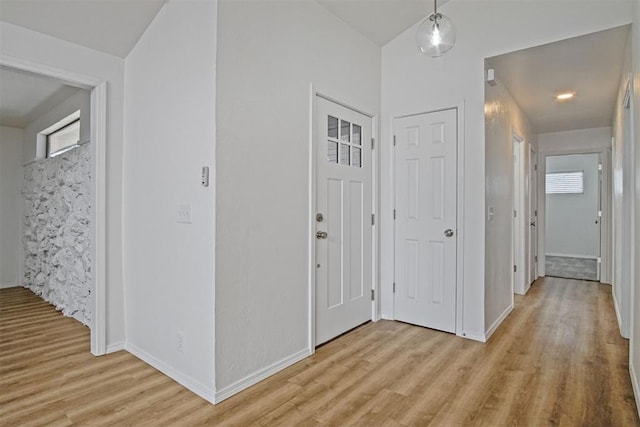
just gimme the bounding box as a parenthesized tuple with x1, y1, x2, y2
(327, 115, 362, 167)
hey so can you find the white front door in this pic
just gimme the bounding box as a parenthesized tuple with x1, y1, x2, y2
(315, 96, 372, 345)
(394, 109, 457, 333)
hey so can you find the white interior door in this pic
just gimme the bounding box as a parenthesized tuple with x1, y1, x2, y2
(529, 145, 538, 285)
(393, 109, 457, 333)
(315, 96, 372, 345)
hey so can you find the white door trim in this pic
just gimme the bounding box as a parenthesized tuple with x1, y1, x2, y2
(512, 131, 526, 296)
(391, 102, 466, 338)
(528, 143, 538, 285)
(0, 54, 107, 356)
(307, 85, 378, 352)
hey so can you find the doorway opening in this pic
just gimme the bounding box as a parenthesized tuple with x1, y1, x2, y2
(544, 153, 601, 281)
(0, 59, 107, 355)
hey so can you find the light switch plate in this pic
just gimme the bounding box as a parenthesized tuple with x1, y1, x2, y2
(177, 204, 192, 224)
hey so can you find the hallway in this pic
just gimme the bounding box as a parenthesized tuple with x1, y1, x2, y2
(1, 277, 638, 425)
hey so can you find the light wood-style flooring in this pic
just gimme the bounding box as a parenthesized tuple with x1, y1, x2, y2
(1, 277, 639, 426)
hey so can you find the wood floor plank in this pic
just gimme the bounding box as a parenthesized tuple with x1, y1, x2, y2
(1, 279, 638, 426)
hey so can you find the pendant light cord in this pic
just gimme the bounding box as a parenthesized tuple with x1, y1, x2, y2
(434, 0, 438, 15)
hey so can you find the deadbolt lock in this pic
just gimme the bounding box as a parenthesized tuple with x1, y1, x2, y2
(316, 213, 324, 222)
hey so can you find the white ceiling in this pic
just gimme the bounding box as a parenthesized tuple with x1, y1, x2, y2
(487, 25, 631, 134)
(317, 0, 437, 46)
(0, 1, 630, 135)
(0, 0, 167, 58)
(0, 66, 84, 128)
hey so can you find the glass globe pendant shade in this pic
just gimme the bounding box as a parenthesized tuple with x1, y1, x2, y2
(416, 13, 456, 57)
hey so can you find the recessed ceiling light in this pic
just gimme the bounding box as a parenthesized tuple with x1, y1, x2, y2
(556, 92, 575, 100)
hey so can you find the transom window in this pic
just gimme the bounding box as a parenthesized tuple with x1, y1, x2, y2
(46, 118, 80, 158)
(545, 171, 584, 194)
(327, 115, 362, 167)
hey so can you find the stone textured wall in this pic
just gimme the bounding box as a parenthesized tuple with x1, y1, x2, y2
(23, 144, 91, 325)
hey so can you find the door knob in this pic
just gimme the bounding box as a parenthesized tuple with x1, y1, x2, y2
(444, 229, 454, 237)
(530, 222, 536, 227)
(316, 231, 328, 239)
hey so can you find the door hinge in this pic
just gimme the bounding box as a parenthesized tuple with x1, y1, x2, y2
(598, 163, 603, 171)
(597, 210, 602, 217)
(514, 265, 517, 273)
(371, 289, 375, 300)
(371, 213, 375, 226)
(534, 164, 538, 171)
(534, 209, 537, 216)
(393, 135, 396, 146)
(514, 210, 517, 218)
(393, 282, 396, 293)
(371, 138, 375, 150)
(393, 209, 396, 220)
(535, 255, 538, 262)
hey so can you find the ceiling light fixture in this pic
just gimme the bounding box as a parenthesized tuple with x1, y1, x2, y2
(556, 92, 575, 100)
(416, 0, 456, 57)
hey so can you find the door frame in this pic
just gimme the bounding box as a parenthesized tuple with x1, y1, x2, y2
(512, 131, 526, 295)
(307, 85, 379, 351)
(1, 55, 108, 356)
(538, 147, 611, 283)
(528, 143, 538, 285)
(391, 102, 466, 338)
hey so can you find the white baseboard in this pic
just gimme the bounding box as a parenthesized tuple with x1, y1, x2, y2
(484, 303, 514, 341)
(613, 290, 630, 338)
(106, 341, 125, 353)
(0, 282, 18, 289)
(215, 348, 312, 403)
(631, 362, 640, 420)
(125, 343, 216, 404)
(545, 253, 598, 260)
(459, 330, 486, 342)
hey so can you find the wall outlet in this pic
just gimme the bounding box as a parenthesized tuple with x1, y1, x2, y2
(176, 204, 192, 224)
(176, 331, 184, 353)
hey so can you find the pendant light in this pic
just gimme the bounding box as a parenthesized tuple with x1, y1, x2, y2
(416, 0, 455, 57)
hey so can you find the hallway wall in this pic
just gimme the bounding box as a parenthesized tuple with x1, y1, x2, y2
(381, 0, 632, 341)
(484, 65, 536, 333)
(0, 126, 23, 288)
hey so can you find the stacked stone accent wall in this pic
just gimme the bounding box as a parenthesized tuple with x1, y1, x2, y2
(23, 144, 92, 325)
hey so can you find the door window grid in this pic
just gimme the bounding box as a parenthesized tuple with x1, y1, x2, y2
(327, 115, 362, 167)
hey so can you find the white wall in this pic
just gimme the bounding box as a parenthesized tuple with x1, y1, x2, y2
(630, 0, 640, 414)
(545, 154, 600, 258)
(538, 127, 613, 153)
(0, 126, 23, 288)
(216, 0, 380, 398)
(381, 0, 632, 340)
(0, 22, 125, 347)
(123, 0, 217, 402)
(612, 31, 635, 340)
(483, 66, 536, 334)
